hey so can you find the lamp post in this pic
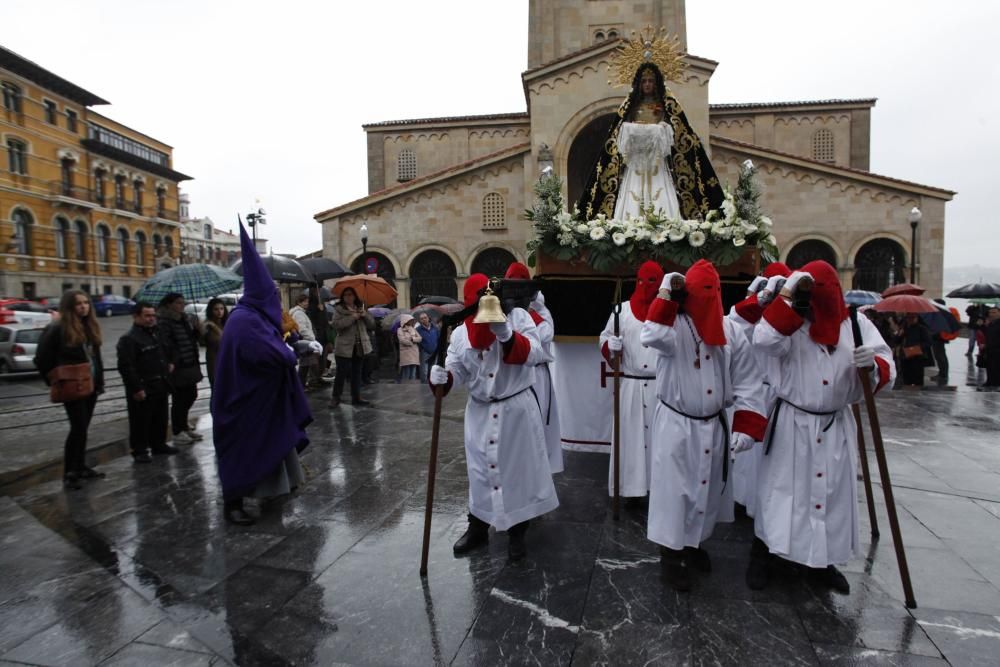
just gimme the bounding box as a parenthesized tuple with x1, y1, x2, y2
(907, 206, 921, 283)
(246, 207, 266, 247)
(360, 223, 369, 273)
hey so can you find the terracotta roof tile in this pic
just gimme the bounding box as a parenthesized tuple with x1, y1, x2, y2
(363, 112, 528, 129)
(710, 98, 877, 112)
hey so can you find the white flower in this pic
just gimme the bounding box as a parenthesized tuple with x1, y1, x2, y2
(555, 210, 574, 226)
(612, 231, 627, 246)
(681, 221, 693, 234)
(740, 221, 757, 234)
(742, 159, 754, 171)
(623, 226, 636, 238)
(688, 230, 706, 248)
(712, 223, 732, 239)
(668, 229, 686, 242)
(575, 223, 589, 234)
(722, 199, 736, 220)
(590, 226, 606, 241)
(557, 232, 576, 246)
(559, 223, 572, 233)
(652, 230, 668, 245)
(635, 228, 652, 241)
(767, 234, 777, 246)
(700, 221, 712, 230)
(759, 216, 772, 229)
(733, 234, 746, 247)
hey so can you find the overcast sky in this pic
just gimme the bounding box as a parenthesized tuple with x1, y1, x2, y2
(2, 0, 997, 268)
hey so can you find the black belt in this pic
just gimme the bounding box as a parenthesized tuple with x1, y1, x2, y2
(622, 374, 655, 381)
(763, 398, 839, 456)
(659, 399, 730, 486)
(473, 386, 542, 416)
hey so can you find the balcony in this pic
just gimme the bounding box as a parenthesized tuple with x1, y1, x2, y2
(83, 124, 193, 182)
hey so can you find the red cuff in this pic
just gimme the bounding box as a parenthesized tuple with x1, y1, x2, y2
(502, 331, 531, 365)
(763, 298, 804, 336)
(529, 310, 544, 325)
(427, 371, 453, 397)
(601, 340, 612, 364)
(734, 294, 763, 324)
(733, 410, 767, 441)
(874, 356, 891, 393)
(646, 298, 679, 326)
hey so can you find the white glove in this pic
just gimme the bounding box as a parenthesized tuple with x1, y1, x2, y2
(660, 272, 685, 292)
(490, 320, 513, 342)
(429, 365, 450, 386)
(531, 291, 545, 308)
(758, 276, 786, 306)
(731, 432, 756, 454)
(607, 335, 624, 352)
(307, 340, 323, 354)
(747, 276, 768, 295)
(852, 345, 875, 368)
(285, 343, 295, 354)
(783, 271, 813, 295)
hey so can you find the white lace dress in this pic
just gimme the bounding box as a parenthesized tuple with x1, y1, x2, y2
(613, 121, 682, 221)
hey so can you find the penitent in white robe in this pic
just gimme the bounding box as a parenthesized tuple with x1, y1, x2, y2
(529, 300, 563, 474)
(640, 300, 766, 550)
(613, 121, 681, 221)
(752, 300, 894, 568)
(445, 308, 558, 531)
(599, 302, 660, 497)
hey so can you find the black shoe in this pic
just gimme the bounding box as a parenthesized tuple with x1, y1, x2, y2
(132, 451, 152, 463)
(507, 521, 529, 562)
(225, 507, 255, 526)
(453, 515, 490, 555)
(80, 466, 105, 479)
(63, 472, 83, 490)
(660, 547, 692, 592)
(329, 396, 341, 408)
(352, 398, 371, 407)
(152, 444, 180, 456)
(815, 565, 851, 594)
(684, 546, 712, 573)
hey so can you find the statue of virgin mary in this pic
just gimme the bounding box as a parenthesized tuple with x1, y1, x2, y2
(577, 32, 725, 223)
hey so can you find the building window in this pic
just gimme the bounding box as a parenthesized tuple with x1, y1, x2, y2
(156, 188, 166, 217)
(61, 158, 74, 196)
(95, 169, 106, 206)
(2, 82, 21, 113)
(122, 285, 131, 299)
(66, 109, 78, 133)
(74, 221, 88, 261)
(482, 192, 507, 229)
(812, 129, 835, 163)
(103, 285, 112, 295)
(133, 181, 143, 214)
(135, 231, 146, 270)
(11, 209, 33, 255)
(594, 30, 606, 42)
(114, 175, 126, 208)
(55, 217, 70, 260)
(152, 233, 162, 255)
(96, 225, 110, 265)
(117, 228, 129, 269)
(607, 30, 618, 39)
(44, 100, 57, 125)
(7, 138, 28, 174)
(87, 125, 169, 167)
(204, 223, 212, 240)
(164, 236, 173, 257)
(397, 149, 416, 182)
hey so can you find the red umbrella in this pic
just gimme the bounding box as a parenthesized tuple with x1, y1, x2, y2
(872, 294, 937, 314)
(881, 283, 925, 297)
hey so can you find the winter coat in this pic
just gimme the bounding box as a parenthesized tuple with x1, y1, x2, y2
(332, 304, 374, 358)
(202, 320, 224, 385)
(34, 322, 105, 393)
(157, 307, 203, 387)
(116, 324, 172, 397)
(397, 315, 422, 367)
(290, 305, 315, 341)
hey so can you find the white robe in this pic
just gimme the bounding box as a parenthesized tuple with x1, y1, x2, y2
(445, 308, 558, 531)
(752, 310, 894, 567)
(530, 301, 563, 474)
(599, 302, 659, 497)
(613, 122, 681, 221)
(640, 308, 765, 550)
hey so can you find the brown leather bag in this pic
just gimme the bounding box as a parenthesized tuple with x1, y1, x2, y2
(902, 344, 923, 360)
(48, 363, 94, 403)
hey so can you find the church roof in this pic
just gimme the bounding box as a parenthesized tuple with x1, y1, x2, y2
(314, 142, 531, 221)
(363, 112, 528, 130)
(522, 38, 718, 79)
(711, 136, 955, 198)
(710, 98, 877, 112)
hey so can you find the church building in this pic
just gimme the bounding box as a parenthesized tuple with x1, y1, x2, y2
(315, 0, 954, 307)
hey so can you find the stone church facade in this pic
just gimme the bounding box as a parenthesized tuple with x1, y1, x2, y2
(316, 0, 953, 306)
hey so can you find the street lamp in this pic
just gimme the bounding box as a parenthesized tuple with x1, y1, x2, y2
(907, 206, 921, 283)
(360, 223, 369, 273)
(246, 207, 266, 246)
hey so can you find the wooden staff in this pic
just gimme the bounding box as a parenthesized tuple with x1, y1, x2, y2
(611, 296, 622, 520)
(849, 306, 917, 608)
(852, 403, 880, 539)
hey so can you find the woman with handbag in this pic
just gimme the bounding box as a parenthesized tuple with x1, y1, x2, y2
(329, 287, 374, 407)
(157, 293, 204, 444)
(897, 313, 932, 387)
(34, 290, 105, 489)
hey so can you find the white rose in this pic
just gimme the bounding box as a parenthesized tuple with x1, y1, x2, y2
(688, 230, 707, 248)
(681, 221, 693, 234)
(612, 231, 627, 246)
(635, 228, 651, 241)
(590, 227, 606, 241)
(742, 159, 754, 171)
(668, 229, 686, 242)
(623, 226, 636, 238)
(700, 221, 712, 230)
(733, 235, 746, 247)
(575, 223, 589, 234)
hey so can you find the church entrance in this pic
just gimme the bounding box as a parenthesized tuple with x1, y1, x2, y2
(785, 239, 838, 269)
(470, 247, 517, 279)
(567, 113, 618, 212)
(853, 238, 906, 292)
(408, 249, 457, 307)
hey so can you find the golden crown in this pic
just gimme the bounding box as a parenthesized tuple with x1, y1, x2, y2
(608, 26, 685, 87)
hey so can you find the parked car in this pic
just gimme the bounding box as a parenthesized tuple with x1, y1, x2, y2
(215, 293, 241, 307)
(93, 294, 136, 317)
(184, 302, 208, 320)
(0, 323, 45, 375)
(1, 301, 55, 325)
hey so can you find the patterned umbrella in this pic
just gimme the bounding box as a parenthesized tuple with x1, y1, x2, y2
(844, 290, 882, 306)
(135, 263, 243, 304)
(882, 283, 925, 297)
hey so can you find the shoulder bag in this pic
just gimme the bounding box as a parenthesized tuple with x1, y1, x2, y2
(48, 363, 94, 403)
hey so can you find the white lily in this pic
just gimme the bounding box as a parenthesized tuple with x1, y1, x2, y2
(612, 232, 627, 246)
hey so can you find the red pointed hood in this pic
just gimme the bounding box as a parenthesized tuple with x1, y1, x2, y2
(504, 262, 531, 280)
(801, 260, 847, 345)
(464, 273, 495, 350)
(630, 260, 664, 321)
(763, 262, 791, 278)
(684, 259, 726, 346)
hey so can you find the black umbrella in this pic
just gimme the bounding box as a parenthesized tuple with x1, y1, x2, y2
(946, 282, 1000, 299)
(300, 257, 351, 281)
(416, 295, 460, 306)
(231, 255, 314, 283)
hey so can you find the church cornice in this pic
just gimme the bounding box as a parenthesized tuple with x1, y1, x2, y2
(362, 112, 529, 133)
(710, 98, 877, 116)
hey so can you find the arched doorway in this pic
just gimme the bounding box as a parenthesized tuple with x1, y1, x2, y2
(408, 250, 457, 306)
(350, 251, 397, 287)
(786, 239, 837, 270)
(470, 247, 517, 279)
(853, 238, 906, 292)
(567, 113, 617, 210)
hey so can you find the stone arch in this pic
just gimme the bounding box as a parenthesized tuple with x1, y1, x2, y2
(553, 97, 623, 205)
(408, 248, 458, 307)
(345, 246, 402, 280)
(852, 237, 907, 292)
(465, 241, 523, 275)
(349, 250, 398, 287)
(782, 235, 842, 269)
(469, 246, 518, 279)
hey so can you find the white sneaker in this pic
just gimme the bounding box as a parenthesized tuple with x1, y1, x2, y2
(172, 431, 194, 445)
(186, 430, 204, 442)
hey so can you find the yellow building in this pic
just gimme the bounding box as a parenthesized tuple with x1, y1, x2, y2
(1, 45, 191, 300)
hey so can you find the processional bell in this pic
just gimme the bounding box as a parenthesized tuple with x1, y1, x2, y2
(473, 281, 507, 324)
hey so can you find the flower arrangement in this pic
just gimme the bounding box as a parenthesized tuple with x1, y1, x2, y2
(526, 160, 779, 273)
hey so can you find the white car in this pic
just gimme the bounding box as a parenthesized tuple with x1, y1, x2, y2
(184, 303, 208, 320)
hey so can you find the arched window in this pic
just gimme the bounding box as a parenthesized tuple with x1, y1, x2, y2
(74, 221, 88, 261)
(164, 236, 174, 257)
(117, 228, 129, 269)
(94, 169, 107, 206)
(471, 247, 517, 279)
(152, 233, 162, 254)
(853, 238, 907, 292)
(134, 231, 147, 271)
(54, 217, 70, 260)
(408, 249, 457, 307)
(2, 82, 22, 113)
(607, 30, 619, 39)
(60, 158, 75, 196)
(482, 192, 507, 229)
(133, 180, 143, 214)
(594, 30, 606, 42)
(812, 129, 835, 163)
(114, 174, 126, 208)
(785, 239, 837, 270)
(6, 138, 28, 174)
(96, 225, 110, 265)
(397, 149, 416, 182)
(11, 209, 33, 255)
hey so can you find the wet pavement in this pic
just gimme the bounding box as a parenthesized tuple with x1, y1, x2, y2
(1, 342, 999, 665)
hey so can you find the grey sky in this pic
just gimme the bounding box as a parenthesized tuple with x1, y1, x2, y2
(3, 0, 996, 268)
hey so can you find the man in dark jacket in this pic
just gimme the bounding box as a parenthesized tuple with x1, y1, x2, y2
(157, 293, 204, 444)
(118, 303, 178, 462)
(415, 312, 439, 380)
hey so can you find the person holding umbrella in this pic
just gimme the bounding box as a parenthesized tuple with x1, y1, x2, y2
(894, 314, 932, 387)
(329, 287, 375, 407)
(157, 293, 204, 444)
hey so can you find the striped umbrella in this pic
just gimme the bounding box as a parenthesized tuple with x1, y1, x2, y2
(844, 290, 882, 306)
(135, 263, 243, 304)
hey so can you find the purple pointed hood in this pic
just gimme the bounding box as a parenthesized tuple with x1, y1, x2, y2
(237, 222, 282, 329)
